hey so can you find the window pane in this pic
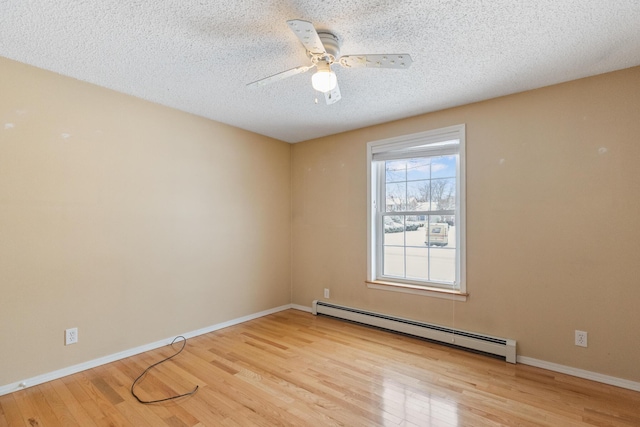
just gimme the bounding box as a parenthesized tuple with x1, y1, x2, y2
(429, 248, 456, 283)
(385, 182, 406, 212)
(445, 222, 456, 249)
(407, 180, 430, 209)
(385, 160, 406, 183)
(430, 178, 456, 210)
(425, 217, 449, 247)
(406, 158, 431, 181)
(404, 215, 425, 238)
(431, 155, 457, 179)
(383, 215, 405, 245)
(383, 246, 404, 277)
(406, 247, 429, 280)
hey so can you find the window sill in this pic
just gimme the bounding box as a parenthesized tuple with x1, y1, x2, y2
(365, 280, 468, 301)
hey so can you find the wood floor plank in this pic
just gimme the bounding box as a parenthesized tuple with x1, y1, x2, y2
(36, 382, 82, 427)
(0, 400, 8, 427)
(48, 378, 99, 427)
(74, 370, 135, 426)
(0, 393, 25, 427)
(3, 309, 640, 426)
(12, 386, 51, 427)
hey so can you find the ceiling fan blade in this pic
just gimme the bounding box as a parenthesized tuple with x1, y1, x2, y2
(247, 64, 313, 89)
(286, 19, 326, 55)
(339, 54, 413, 69)
(324, 83, 341, 105)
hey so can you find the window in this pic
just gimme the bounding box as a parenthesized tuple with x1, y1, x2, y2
(367, 125, 466, 299)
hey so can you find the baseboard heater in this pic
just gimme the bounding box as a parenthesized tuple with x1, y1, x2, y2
(312, 300, 516, 363)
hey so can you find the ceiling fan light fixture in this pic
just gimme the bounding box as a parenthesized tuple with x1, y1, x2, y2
(311, 61, 337, 93)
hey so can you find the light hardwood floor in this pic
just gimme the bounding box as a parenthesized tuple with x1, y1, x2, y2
(1, 309, 639, 426)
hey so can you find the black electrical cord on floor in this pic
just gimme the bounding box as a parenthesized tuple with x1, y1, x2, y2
(130, 335, 199, 404)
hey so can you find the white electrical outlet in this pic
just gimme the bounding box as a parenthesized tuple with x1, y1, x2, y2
(324, 288, 330, 299)
(65, 327, 78, 345)
(575, 330, 587, 347)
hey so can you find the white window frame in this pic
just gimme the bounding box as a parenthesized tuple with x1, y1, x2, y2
(366, 124, 467, 301)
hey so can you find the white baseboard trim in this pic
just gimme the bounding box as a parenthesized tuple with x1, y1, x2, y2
(290, 304, 312, 313)
(0, 304, 293, 397)
(517, 356, 640, 392)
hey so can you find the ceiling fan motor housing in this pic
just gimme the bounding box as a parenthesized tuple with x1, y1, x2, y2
(316, 32, 340, 62)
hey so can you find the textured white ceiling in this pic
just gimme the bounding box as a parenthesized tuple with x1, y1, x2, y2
(2, 1, 640, 143)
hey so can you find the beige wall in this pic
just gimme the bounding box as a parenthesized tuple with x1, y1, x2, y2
(0, 57, 291, 386)
(292, 66, 640, 382)
(2, 54, 639, 388)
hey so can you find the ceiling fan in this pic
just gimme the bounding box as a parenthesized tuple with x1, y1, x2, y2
(247, 19, 413, 105)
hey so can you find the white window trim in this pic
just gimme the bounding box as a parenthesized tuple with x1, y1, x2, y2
(366, 124, 467, 301)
